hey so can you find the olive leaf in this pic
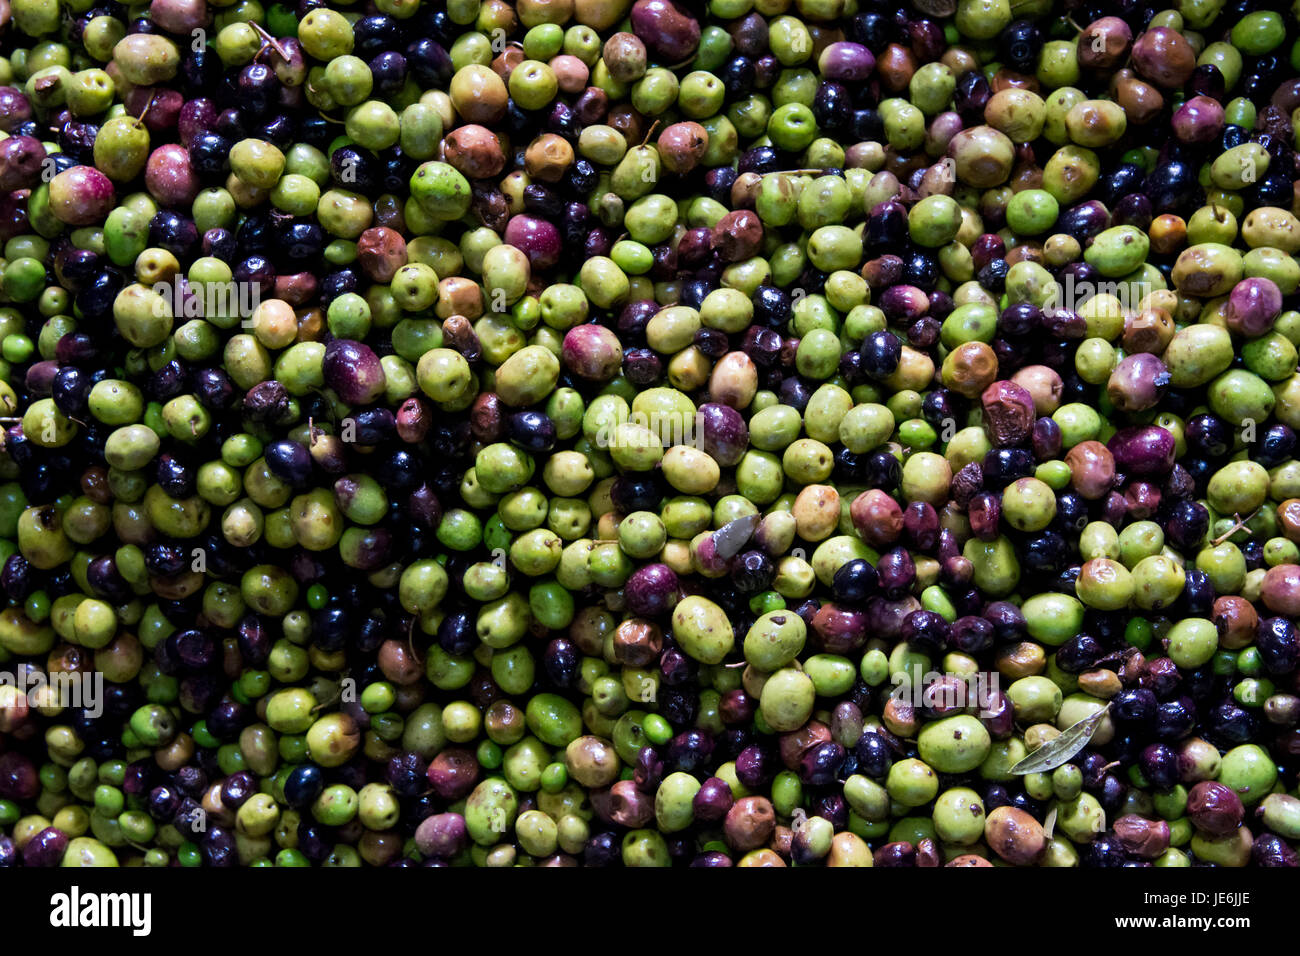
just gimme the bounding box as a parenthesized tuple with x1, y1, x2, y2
(1008, 703, 1111, 775)
(713, 513, 760, 560)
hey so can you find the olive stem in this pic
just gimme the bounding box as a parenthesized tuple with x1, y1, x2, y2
(248, 21, 290, 64)
(640, 120, 660, 149)
(1212, 510, 1259, 546)
(136, 91, 156, 127)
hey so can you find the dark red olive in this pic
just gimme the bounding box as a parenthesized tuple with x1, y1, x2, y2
(322, 339, 386, 405)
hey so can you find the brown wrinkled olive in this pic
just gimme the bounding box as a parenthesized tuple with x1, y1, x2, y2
(851, 489, 904, 548)
(1077, 16, 1132, 70)
(611, 618, 663, 667)
(1112, 71, 1164, 124)
(944, 342, 999, 398)
(524, 133, 575, 182)
(443, 125, 507, 179)
(1129, 27, 1196, 89)
(981, 379, 1037, 447)
(657, 121, 709, 175)
(985, 806, 1046, 865)
(1122, 307, 1175, 355)
(711, 209, 763, 262)
(1112, 814, 1170, 859)
(356, 226, 408, 283)
(723, 795, 775, 852)
(1187, 780, 1244, 836)
(1065, 440, 1116, 499)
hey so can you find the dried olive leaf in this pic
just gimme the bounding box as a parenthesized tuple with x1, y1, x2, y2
(713, 513, 759, 560)
(1009, 704, 1112, 775)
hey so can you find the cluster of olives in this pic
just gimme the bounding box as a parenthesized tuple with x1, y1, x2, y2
(0, 0, 1298, 869)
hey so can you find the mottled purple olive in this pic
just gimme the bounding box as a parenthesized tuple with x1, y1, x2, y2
(323, 339, 387, 405)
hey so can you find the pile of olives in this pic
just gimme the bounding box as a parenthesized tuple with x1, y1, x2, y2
(0, 0, 1298, 868)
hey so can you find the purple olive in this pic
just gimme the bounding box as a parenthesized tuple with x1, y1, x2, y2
(264, 439, 313, 486)
(561, 323, 623, 382)
(865, 595, 921, 641)
(0, 191, 28, 244)
(0, 752, 37, 800)
(1129, 26, 1196, 89)
(426, 748, 479, 800)
(1186, 780, 1243, 836)
(696, 402, 748, 467)
(22, 827, 68, 867)
(734, 744, 773, 789)
(630, 0, 701, 63)
(504, 214, 562, 271)
(322, 338, 387, 404)
(1107, 353, 1169, 412)
(812, 603, 868, 654)
(690, 851, 734, 867)
(879, 284, 929, 323)
(177, 97, 219, 147)
(48, 165, 116, 226)
(407, 483, 442, 528)
(818, 42, 876, 82)
(414, 812, 468, 859)
(1032, 417, 1062, 459)
(981, 379, 1037, 447)
(693, 776, 735, 821)
(1252, 833, 1299, 867)
(1171, 95, 1224, 143)
(236, 616, 270, 666)
(0, 135, 45, 190)
(145, 143, 199, 207)
(676, 227, 713, 267)
(1108, 425, 1176, 475)
(798, 741, 846, 786)
(979, 690, 1017, 739)
(624, 563, 679, 618)
(0, 87, 33, 131)
(1224, 277, 1282, 337)
(24, 360, 57, 397)
(593, 779, 654, 827)
(1139, 742, 1180, 791)
(875, 841, 917, 867)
